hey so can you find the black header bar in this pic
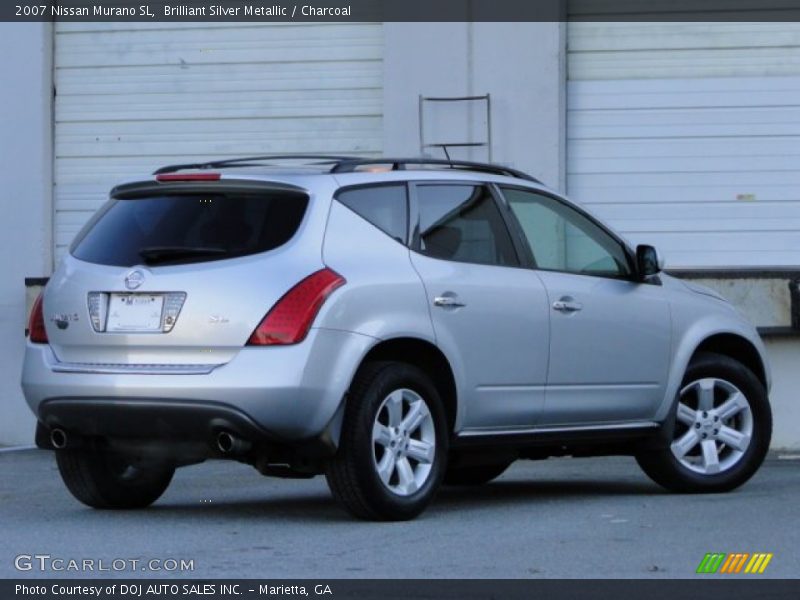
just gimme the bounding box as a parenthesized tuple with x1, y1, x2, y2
(3, 579, 799, 600)
(6, 0, 800, 22)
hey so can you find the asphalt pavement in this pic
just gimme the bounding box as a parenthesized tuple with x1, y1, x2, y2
(1, 449, 797, 579)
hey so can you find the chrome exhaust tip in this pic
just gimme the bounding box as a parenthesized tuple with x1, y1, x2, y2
(50, 428, 68, 450)
(216, 431, 250, 455)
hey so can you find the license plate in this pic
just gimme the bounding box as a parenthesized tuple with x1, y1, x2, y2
(106, 294, 164, 332)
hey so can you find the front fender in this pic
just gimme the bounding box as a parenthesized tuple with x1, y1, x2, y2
(656, 312, 769, 423)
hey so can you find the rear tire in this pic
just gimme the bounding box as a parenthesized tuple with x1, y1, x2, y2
(636, 352, 771, 493)
(326, 361, 448, 521)
(444, 462, 512, 486)
(56, 448, 174, 509)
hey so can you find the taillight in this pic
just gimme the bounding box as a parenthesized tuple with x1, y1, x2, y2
(247, 269, 345, 346)
(28, 292, 48, 344)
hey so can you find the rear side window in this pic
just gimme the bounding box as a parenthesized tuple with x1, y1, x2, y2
(335, 185, 408, 244)
(71, 192, 309, 267)
(416, 184, 518, 267)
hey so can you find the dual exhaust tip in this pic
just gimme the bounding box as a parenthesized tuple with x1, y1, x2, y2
(50, 428, 68, 450)
(216, 431, 251, 455)
(50, 427, 249, 455)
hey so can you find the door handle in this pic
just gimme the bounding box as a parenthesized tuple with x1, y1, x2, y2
(552, 298, 583, 313)
(434, 296, 466, 308)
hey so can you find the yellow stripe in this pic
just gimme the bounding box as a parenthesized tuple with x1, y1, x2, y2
(758, 554, 773, 574)
(749, 554, 766, 574)
(734, 553, 750, 573)
(744, 554, 760, 573)
(720, 554, 737, 573)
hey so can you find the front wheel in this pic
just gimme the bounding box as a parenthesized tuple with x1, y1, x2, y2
(56, 448, 174, 509)
(326, 361, 448, 521)
(637, 352, 771, 493)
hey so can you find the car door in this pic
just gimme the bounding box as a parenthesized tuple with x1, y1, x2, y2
(408, 182, 550, 431)
(498, 186, 672, 426)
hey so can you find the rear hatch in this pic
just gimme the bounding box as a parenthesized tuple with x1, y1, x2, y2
(43, 177, 325, 366)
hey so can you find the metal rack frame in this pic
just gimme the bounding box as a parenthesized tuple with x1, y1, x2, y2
(418, 94, 492, 161)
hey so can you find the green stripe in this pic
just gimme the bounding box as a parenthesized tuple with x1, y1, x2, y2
(697, 553, 726, 574)
(708, 554, 726, 574)
(696, 554, 713, 574)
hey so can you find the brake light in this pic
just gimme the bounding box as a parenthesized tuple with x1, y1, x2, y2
(28, 292, 48, 344)
(155, 173, 221, 182)
(247, 269, 345, 346)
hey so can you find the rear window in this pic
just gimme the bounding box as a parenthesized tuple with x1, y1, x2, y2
(71, 192, 309, 267)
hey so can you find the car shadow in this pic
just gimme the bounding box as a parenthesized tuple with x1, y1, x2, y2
(436, 478, 665, 506)
(149, 492, 346, 521)
(143, 477, 665, 523)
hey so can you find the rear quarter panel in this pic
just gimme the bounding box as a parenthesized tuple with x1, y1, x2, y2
(317, 201, 435, 343)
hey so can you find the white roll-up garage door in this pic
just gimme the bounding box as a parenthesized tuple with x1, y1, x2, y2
(567, 22, 800, 268)
(54, 22, 383, 261)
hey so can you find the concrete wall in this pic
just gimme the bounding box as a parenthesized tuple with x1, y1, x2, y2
(383, 22, 566, 190)
(763, 338, 800, 451)
(0, 23, 53, 446)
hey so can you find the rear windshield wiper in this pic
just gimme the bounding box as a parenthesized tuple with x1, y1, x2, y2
(139, 246, 227, 264)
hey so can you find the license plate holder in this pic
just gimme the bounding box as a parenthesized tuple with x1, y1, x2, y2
(106, 294, 164, 332)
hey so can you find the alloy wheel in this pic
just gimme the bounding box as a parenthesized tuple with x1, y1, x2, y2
(670, 377, 753, 475)
(371, 388, 436, 496)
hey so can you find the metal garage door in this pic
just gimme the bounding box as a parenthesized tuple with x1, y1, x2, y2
(567, 22, 800, 268)
(54, 23, 383, 261)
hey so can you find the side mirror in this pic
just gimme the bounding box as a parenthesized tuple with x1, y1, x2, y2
(636, 244, 662, 279)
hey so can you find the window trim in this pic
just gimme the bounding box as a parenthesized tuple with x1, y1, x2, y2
(408, 180, 524, 269)
(333, 181, 411, 246)
(488, 183, 538, 269)
(495, 183, 638, 281)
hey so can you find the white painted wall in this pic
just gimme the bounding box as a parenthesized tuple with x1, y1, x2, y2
(0, 23, 52, 446)
(568, 22, 800, 80)
(763, 338, 800, 451)
(383, 22, 566, 190)
(567, 22, 800, 269)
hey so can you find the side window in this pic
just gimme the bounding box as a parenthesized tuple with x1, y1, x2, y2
(336, 185, 408, 244)
(501, 187, 631, 278)
(416, 184, 518, 267)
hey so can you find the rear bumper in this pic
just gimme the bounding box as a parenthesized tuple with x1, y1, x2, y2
(38, 398, 274, 444)
(21, 327, 376, 443)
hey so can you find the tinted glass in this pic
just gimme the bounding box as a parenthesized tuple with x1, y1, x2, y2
(501, 187, 631, 277)
(417, 185, 518, 267)
(336, 185, 408, 243)
(72, 192, 308, 267)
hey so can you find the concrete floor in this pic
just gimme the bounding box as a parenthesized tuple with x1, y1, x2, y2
(1, 450, 797, 579)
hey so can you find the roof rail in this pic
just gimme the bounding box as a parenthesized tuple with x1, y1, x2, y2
(153, 155, 362, 175)
(330, 158, 541, 183)
(152, 155, 542, 184)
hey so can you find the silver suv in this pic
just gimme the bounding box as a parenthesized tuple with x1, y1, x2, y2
(22, 156, 773, 520)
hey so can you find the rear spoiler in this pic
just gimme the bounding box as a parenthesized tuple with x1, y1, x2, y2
(110, 179, 308, 200)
